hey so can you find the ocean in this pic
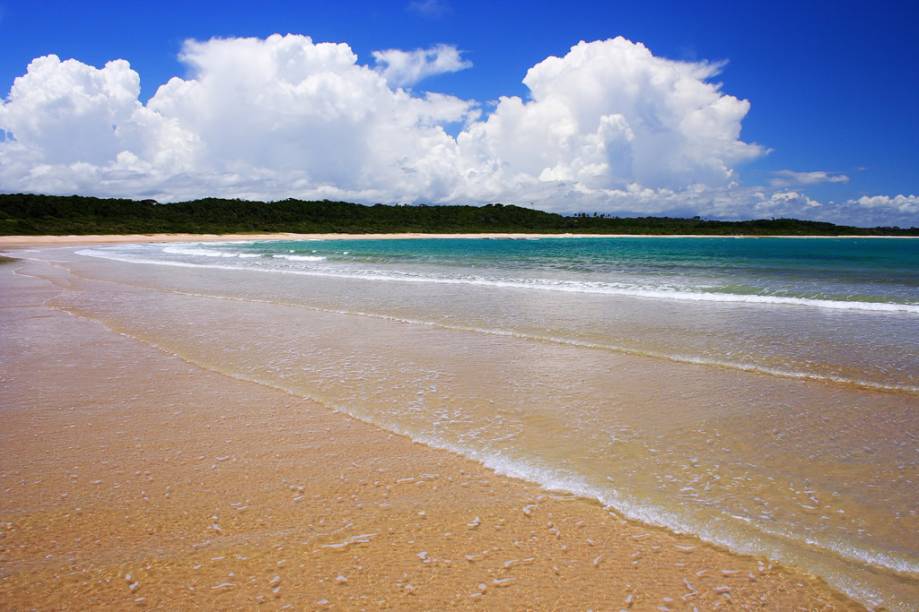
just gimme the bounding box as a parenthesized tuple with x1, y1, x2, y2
(71, 236, 918, 608)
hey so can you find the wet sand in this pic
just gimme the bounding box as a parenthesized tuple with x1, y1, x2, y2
(0, 253, 861, 610)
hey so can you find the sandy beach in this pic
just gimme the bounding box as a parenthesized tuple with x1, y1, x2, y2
(0, 242, 883, 609)
(0, 232, 914, 249)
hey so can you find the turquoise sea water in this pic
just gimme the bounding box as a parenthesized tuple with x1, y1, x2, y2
(170, 236, 919, 310)
(69, 237, 919, 608)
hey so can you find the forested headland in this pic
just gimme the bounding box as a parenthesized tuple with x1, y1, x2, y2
(1, 193, 915, 236)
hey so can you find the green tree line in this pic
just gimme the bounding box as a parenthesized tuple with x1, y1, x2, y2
(1, 193, 915, 236)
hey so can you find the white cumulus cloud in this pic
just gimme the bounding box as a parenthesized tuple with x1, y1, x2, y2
(454, 37, 764, 204)
(0, 33, 914, 226)
(373, 44, 472, 87)
(751, 190, 822, 216)
(852, 194, 919, 214)
(770, 169, 849, 187)
(0, 35, 477, 202)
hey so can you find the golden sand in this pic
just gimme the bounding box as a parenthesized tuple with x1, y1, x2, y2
(0, 232, 912, 248)
(0, 254, 860, 610)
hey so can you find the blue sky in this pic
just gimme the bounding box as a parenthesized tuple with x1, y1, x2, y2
(0, 0, 917, 225)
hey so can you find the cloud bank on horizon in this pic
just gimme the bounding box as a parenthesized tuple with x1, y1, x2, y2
(0, 33, 915, 226)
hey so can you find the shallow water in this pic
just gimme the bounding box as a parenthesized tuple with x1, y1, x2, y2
(20, 237, 919, 608)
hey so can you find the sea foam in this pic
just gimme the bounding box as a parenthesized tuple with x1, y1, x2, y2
(82, 247, 919, 315)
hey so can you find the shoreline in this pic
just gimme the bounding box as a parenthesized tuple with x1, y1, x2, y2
(0, 231, 916, 248)
(0, 254, 865, 610)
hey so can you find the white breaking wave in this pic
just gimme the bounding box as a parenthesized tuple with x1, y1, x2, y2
(162, 246, 241, 258)
(161, 245, 266, 259)
(73, 248, 919, 394)
(271, 254, 327, 262)
(80, 247, 919, 315)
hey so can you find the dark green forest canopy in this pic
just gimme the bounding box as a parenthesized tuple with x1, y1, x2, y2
(1, 193, 916, 236)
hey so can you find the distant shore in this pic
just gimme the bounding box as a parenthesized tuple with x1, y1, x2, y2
(3, 194, 915, 238)
(1, 231, 916, 248)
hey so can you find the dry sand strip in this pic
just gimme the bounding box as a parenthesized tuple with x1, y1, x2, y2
(0, 263, 860, 610)
(0, 232, 913, 248)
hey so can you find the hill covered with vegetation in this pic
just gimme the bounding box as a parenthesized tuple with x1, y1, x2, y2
(1, 193, 915, 236)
